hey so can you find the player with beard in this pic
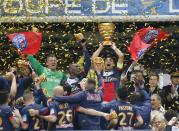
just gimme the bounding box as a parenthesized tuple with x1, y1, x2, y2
(92, 43, 124, 102)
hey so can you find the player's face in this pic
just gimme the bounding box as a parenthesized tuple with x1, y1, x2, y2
(69, 64, 81, 76)
(104, 58, 115, 71)
(46, 57, 57, 70)
(149, 76, 158, 87)
(151, 96, 161, 110)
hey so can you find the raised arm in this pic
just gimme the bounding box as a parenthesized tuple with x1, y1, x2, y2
(27, 55, 44, 76)
(78, 39, 91, 75)
(91, 43, 104, 60)
(10, 73, 17, 98)
(5, 72, 17, 98)
(111, 42, 124, 69)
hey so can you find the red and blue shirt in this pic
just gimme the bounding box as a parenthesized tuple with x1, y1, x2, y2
(102, 68, 122, 102)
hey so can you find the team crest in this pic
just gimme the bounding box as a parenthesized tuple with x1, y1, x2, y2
(12, 34, 28, 51)
(143, 30, 159, 44)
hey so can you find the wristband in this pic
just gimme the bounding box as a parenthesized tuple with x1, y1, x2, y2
(117, 63, 123, 69)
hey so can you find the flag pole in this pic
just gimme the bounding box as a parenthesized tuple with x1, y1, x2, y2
(125, 58, 140, 77)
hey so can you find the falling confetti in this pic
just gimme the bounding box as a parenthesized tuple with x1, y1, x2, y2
(0, 22, 178, 75)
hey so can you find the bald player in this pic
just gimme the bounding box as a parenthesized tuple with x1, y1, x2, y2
(47, 86, 76, 130)
(30, 86, 76, 130)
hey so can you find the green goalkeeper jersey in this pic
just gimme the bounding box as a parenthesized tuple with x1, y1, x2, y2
(27, 56, 66, 96)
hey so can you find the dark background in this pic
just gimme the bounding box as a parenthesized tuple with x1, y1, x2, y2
(0, 22, 178, 74)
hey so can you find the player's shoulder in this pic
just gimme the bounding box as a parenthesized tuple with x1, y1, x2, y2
(33, 103, 43, 109)
(0, 105, 12, 112)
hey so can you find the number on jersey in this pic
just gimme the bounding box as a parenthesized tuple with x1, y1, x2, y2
(58, 110, 72, 125)
(118, 112, 134, 126)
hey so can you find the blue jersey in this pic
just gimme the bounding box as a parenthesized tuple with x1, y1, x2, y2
(21, 103, 45, 130)
(53, 90, 102, 130)
(134, 89, 151, 129)
(0, 105, 14, 131)
(100, 99, 118, 130)
(112, 101, 140, 130)
(49, 101, 76, 130)
(102, 100, 140, 130)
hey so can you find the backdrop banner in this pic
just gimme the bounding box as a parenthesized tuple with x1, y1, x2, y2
(0, 0, 179, 22)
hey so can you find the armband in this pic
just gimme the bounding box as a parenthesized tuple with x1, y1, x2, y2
(117, 63, 123, 69)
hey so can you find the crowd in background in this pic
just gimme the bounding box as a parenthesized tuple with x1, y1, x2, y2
(0, 34, 178, 131)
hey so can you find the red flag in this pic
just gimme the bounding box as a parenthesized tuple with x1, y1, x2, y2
(128, 27, 169, 61)
(7, 32, 42, 55)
